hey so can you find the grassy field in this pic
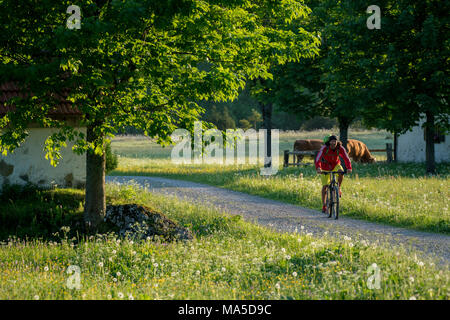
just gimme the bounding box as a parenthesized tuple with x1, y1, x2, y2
(110, 130, 450, 234)
(0, 184, 448, 300)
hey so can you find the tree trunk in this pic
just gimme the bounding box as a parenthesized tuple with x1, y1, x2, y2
(338, 117, 351, 151)
(425, 112, 436, 175)
(84, 125, 106, 230)
(261, 101, 272, 167)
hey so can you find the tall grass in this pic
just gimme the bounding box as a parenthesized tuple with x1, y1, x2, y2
(0, 185, 448, 300)
(110, 134, 450, 234)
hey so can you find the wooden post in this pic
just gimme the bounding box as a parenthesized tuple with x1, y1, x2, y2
(393, 132, 398, 162)
(386, 143, 393, 163)
(284, 150, 289, 167)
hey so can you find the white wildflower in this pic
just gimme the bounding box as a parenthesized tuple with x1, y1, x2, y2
(118, 292, 124, 299)
(292, 272, 298, 277)
(34, 295, 39, 300)
(98, 262, 104, 268)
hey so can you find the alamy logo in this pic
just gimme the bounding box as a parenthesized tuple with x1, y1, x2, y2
(171, 121, 279, 175)
(366, 263, 381, 289)
(367, 5, 381, 29)
(66, 5, 81, 30)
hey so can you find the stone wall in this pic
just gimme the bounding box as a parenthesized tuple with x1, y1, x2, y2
(0, 127, 86, 189)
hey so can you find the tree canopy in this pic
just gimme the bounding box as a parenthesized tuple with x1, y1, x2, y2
(0, 0, 321, 225)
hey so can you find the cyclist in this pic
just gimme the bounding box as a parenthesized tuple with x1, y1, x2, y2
(315, 135, 352, 214)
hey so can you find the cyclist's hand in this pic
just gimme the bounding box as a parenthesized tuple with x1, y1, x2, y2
(347, 169, 352, 174)
(316, 168, 322, 174)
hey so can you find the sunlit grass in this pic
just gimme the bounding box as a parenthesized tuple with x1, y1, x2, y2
(111, 153, 450, 234)
(0, 185, 448, 300)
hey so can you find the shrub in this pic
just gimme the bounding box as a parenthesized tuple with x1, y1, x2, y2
(106, 141, 119, 174)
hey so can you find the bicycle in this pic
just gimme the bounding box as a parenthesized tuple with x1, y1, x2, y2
(321, 171, 345, 220)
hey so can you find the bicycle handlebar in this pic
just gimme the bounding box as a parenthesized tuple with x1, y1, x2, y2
(319, 171, 346, 174)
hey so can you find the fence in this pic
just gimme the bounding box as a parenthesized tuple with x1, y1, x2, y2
(283, 143, 394, 167)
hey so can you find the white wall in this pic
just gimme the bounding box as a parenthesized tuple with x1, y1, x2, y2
(0, 127, 86, 188)
(397, 116, 449, 163)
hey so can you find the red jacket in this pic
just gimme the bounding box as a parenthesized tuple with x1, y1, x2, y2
(315, 145, 352, 171)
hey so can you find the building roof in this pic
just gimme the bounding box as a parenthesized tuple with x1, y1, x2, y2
(0, 82, 82, 116)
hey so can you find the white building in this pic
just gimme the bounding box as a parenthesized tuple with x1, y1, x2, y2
(0, 82, 86, 189)
(396, 114, 449, 163)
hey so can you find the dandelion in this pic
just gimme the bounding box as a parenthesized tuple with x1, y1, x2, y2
(409, 296, 416, 300)
(275, 282, 281, 290)
(98, 262, 104, 268)
(281, 248, 286, 253)
(128, 294, 134, 300)
(344, 236, 351, 241)
(116, 272, 121, 277)
(348, 243, 354, 248)
(196, 270, 201, 276)
(409, 276, 414, 283)
(118, 292, 124, 299)
(107, 294, 112, 300)
(300, 226, 305, 230)
(44, 266, 49, 272)
(112, 250, 117, 254)
(285, 255, 291, 260)
(153, 263, 158, 268)
(221, 267, 226, 272)
(292, 272, 298, 277)
(131, 251, 136, 256)
(34, 295, 39, 300)
(113, 278, 117, 283)
(417, 261, 424, 267)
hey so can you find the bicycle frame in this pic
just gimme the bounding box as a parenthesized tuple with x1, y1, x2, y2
(321, 171, 345, 219)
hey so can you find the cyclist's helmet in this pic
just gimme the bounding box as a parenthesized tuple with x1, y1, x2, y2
(323, 134, 338, 144)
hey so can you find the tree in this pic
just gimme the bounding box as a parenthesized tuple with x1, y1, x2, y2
(258, 0, 365, 150)
(205, 105, 236, 131)
(0, 0, 320, 228)
(247, 108, 263, 130)
(364, 0, 449, 174)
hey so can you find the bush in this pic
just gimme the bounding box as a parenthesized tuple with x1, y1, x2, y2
(106, 141, 118, 174)
(301, 116, 337, 131)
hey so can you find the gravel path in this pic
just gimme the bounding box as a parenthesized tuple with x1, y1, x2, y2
(107, 176, 450, 267)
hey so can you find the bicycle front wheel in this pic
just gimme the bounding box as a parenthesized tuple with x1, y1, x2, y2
(332, 186, 339, 220)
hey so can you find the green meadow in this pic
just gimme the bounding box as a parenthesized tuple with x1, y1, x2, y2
(0, 184, 448, 300)
(110, 130, 450, 235)
(0, 129, 448, 300)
